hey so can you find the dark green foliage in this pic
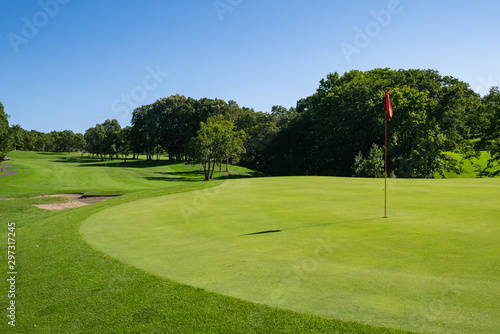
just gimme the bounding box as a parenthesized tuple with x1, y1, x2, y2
(84, 123, 107, 159)
(258, 69, 483, 178)
(188, 115, 246, 180)
(353, 143, 384, 177)
(0, 101, 13, 161)
(8, 69, 498, 178)
(130, 95, 240, 161)
(479, 87, 500, 176)
(10, 124, 83, 153)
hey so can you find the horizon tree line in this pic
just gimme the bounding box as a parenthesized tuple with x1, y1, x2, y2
(1, 68, 500, 178)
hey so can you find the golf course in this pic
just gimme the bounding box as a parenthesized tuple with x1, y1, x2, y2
(1, 151, 499, 333)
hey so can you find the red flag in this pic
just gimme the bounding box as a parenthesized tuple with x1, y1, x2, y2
(385, 91, 393, 120)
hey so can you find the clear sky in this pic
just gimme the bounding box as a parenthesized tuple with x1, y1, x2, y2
(1, 0, 499, 134)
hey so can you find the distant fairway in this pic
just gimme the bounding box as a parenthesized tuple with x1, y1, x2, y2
(82, 176, 500, 334)
(0, 151, 256, 197)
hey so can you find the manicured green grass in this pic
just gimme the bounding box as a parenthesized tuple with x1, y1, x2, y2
(0, 152, 411, 333)
(82, 176, 500, 334)
(0, 151, 262, 197)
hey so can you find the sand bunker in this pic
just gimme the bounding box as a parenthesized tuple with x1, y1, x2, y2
(33, 194, 117, 210)
(0, 194, 117, 210)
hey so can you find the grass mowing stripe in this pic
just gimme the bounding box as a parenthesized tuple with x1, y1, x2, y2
(82, 176, 500, 334)
(0, 151, 260, 197)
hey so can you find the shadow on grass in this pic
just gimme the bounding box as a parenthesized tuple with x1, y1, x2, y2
(144, 171, 203, 183)
(144, 170, 267, 183)
(49, 153, 269, 180)
(241, 230, 282, 236)
(240, 218, 382, 237)
(51, 157, 181, 168)
(222, 171, 268, 179)
(37, 152, 69, 155)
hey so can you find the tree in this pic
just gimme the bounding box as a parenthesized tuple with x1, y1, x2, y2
(353, 143, 384, 177)
(188, 115, 245, 180)
(257, 69, 480, 178)
(62, 130, 76, 153)
(271, 105, 297, 128)
(84, 120, 122, 160)
(11, 124, 24, 150)
(72, 133, 84, 152)
(222, 123, 246, 172)
(34, 131, 51, 152)
(130, 104, 158, 161)
(102, 119, 122, 160)
(84, 124, 106, 159)
(479, 87, 500, 176)
(50, 130, 77, 153)
(119, 127, 133, 161)
(155, 95, 192, 161)
(0, 102, 13, 162)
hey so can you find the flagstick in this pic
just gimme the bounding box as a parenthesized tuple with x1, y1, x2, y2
(384, 101, 388, 219)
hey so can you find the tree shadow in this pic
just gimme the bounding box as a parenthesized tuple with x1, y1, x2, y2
(238, 217, 383, 237)
(144, 170, 267, 183)
(143, 176, 201, 182)
(37, 152, 70, 156)
(218, 171, 268, 179)
(144, 170, 205, 182)
(48, 153, 268, 180)
(52, 158, 183, 168)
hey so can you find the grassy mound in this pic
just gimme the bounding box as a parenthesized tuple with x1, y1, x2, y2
(82, 176, 500, 334)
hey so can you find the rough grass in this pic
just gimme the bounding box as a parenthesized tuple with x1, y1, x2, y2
(82, 176, 500, 334)
(0, 152, 412, 333)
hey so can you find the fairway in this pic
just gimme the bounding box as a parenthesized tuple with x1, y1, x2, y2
(0, 151, 256, 197)
(82, 176, 500, 334)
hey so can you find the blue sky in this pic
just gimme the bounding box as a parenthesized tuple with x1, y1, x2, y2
(1, 0, 499, 134)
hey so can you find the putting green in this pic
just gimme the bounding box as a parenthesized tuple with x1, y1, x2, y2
(81, 176, 500, 334)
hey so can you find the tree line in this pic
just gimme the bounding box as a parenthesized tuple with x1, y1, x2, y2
(271, 69, 498, 178)
(1, 68, 499, 177)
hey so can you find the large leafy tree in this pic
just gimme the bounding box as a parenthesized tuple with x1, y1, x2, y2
(74, 133, 85, 152)
(479, 87, 500, 176)
(102, 119, 122, 160)
(0, 101, 13, 162)
(188, 115, 245, 180)
(84, 120, 122, 160)
(84, 124, 106, 159)
(131, 96, 243, 161)
(353, 143, 384, 178)
(155, 95, 196, 160)
(130, 104, 156, 160)
(11, 124, 24, 150)
(119, 126, 133, 161)
(259, 69, 481, 178)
